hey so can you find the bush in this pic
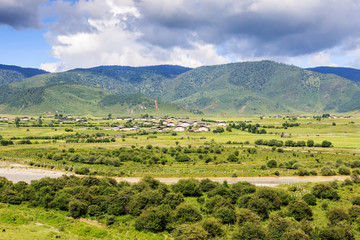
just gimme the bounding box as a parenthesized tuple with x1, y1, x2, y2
(202, 218, 224, 238)
(328, 208, 350, 225)
(267, 160, 277, 168)
(232, 222, 267, 240)
(236, 208, 261, 226)
(288, 200, 313, 221)
(312, 184, 340, 200)
(175, 203, 202, 223)
(68, 199, 87, 218)
(338, 167, 351, 175)
(74, 167, 90, 175)
(352, 196, 360, 206)
(321, 140, 332, 148)
(173, 179, 202, 197)
(282, 229, 309, 240)
(175, 155, 191, 162)
(214, 207, 236, 224)
(302, 193, 317, 206)
(227, 154, 239, 162)
(135, 206, 172, 232)
(319, 221, 354, 240)
(172, 223, 209, 240)
(321, 167, 336, 176)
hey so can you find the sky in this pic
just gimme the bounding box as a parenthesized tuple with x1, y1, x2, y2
(1, 0, 360, 72)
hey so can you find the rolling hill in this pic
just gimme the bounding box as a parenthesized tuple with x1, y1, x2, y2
(163, 61, 360, 114)
(0, 84, 190, 116)
(0, 64, 47, 85)
(307, 66, 360, 83)
(1, 61, 360, 115)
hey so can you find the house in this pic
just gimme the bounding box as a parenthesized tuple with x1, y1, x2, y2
(194, 126, 210, 132)
(173, 126, 186, 132)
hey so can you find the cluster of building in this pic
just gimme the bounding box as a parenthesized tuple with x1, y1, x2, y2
(110, 118, 228, 132)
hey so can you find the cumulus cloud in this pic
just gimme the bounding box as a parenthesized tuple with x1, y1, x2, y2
(40, 0, 360, 71)
(0, 0, 47, 29)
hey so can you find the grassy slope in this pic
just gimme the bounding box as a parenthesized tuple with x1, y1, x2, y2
(4, 61, 360, 114)
(0, 84, 191, 116)
(167, 61, 360, 114)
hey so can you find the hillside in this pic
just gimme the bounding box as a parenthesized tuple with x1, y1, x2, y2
(1, 61, 360, 114)
(307, 66, 360, 83)
(9, 65, 191, 98)
(163, 61, 360, 114)
(0, 64, 47, 85)
(0, 84, 190, 116)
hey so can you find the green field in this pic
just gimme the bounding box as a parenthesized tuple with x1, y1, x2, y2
(1, 114, 360, 239)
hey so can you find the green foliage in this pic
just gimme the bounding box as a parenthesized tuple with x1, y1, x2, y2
(173, 179, 202, 197)
(135, 205, 172, 232)
(175, 203, 202, 223)
(287, 199, 313, 221)
(267, 159, 277, 168)
(302, 193, 317, 206)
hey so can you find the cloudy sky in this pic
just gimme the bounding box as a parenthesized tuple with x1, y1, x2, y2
(1, 0, 360, 72)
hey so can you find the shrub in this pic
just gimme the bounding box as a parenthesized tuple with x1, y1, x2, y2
(312, 184, 340, 200)
(74, 167, 90, 175)
(321, 167, 336, 176)
(172, 223, 209, 240)
(338, 167, 351, 175)
(321, 140, 332, 147)
(319, 221, 354, 240)
(288, 200, 313, 221)
(135, 206, 172, 232)
(302, 193, 317, 206)
(227, 154, 239, 162)
(202, 218, 224, 238)
(328, 208, 350, 225)
(214, 207, 236, 224)
(267, 160, 277, 168)
(173, 179, 202, 197)
(232, 222, 267, 240)
(68, 199, 87, 218)
(175, 155, 191, 162)
(175, 203, 202, 223)
(236, 208, 261, 226)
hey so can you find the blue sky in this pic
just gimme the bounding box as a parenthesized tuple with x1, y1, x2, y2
(1, 0, 360, 72)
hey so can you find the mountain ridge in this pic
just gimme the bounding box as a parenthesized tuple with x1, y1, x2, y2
(1, 61, 360, 115)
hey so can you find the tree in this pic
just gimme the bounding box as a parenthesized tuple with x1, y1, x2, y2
(328, 208, 350, 225)
(172, 179, 202, 197)
(214, 206, 236, 224)
(68, 199, 87, 218)
(267, 160, 277, 168)
(172, 223, 209, 240)
(282, 229, 309, 240)
(302, 193, 316, 206)
(175, 203, 202, 223)
(236, 208, 261, 226)
(306, 140, 314, 147)
(134, 205, 172, 232)
(288, 200, 313, 221)
(14, 117, 20, 127)
(202, 218, 224, 238)
(233, 222, 267, 240)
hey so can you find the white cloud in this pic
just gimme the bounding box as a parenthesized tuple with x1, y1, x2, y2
(40, 0, 360, 71)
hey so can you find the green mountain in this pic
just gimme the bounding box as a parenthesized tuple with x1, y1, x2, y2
(163, 61, 360, 114)
(0, 64, 47, 85)
(9, 65, 191, 98)
(1, 61, 360, 115)
(0, 84, 190, 116)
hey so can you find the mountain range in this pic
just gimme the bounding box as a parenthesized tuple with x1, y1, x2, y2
(1, 61, 360, 116)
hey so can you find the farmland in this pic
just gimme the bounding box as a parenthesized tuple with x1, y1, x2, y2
(1, 113, 360, 239)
